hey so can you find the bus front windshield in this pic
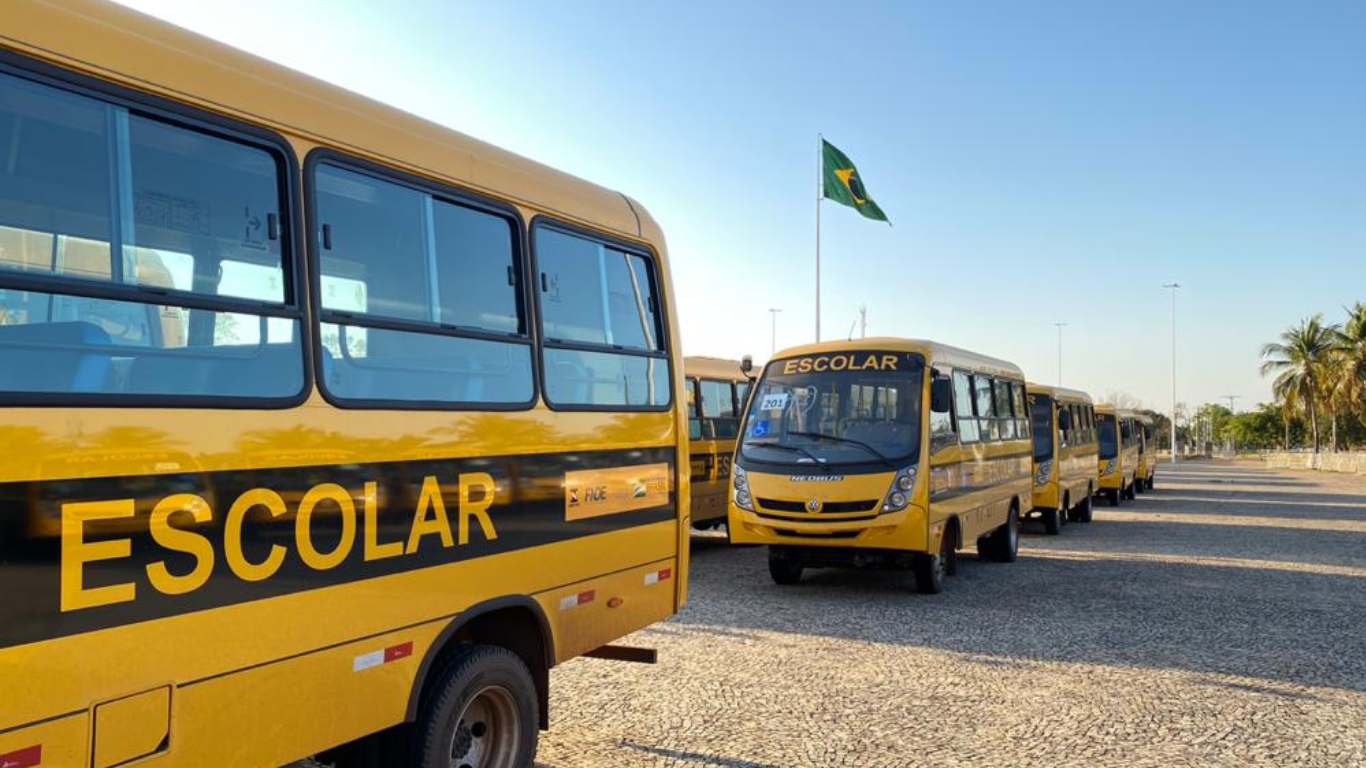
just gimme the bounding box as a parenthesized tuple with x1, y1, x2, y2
(1029, 394, 1053, 461)
(738, 352, 924, 467)
(1099, 415, 1118, 459)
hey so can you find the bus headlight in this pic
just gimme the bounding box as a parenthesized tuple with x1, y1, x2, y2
(1034, 460, 1052, 486)
(732, 465, 754, 511)
(882, 465, 917, 512)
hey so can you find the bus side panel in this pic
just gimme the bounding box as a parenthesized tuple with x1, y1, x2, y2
(0, 713, 87, 768)
(172, 623, 442, 768)
(537, 559, 678, 664)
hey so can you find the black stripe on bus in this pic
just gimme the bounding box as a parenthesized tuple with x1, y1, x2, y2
(0, 447, 675, 650)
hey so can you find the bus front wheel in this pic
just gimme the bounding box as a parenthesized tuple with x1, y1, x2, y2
(914, 531, 954, 594)
(1075, 491, 1094, 523)
(768, 549, 804, 585)
(1106, 488, 1120, 507)
(979, 507, 1019, 563)
(413, 644, 538, 768)
(1042, 507, 1063, 536)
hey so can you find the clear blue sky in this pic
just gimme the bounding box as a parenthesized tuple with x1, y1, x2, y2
(116, 0, 1366, 414)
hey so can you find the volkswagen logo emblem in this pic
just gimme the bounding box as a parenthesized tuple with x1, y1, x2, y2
(806, 499, 822, 512)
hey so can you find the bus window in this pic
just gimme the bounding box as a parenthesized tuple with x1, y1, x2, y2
(687, 379, 702, 439)
(993, 378, 1016, 439)
(952, 370, 980, 443)
(1011, 382, 1028, 438)
(929, 372, 956, 448)
(974, 374, 998, 441)
(701, 378, 738, 438)
(314, 163, 533, 406)
(536, 226, 669, 408)
(0, 70, 302, 400)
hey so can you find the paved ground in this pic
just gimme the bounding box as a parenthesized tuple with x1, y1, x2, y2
(534, 460, 1366, 768)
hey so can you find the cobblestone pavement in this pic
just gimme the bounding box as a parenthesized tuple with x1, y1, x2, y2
(533, 460, 1366, 768)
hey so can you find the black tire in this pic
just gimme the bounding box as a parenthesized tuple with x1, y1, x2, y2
(1125, 480, 1136, 500)
(1147, 474, 1155, 491)
(412, 644, 538, 768)
(1134, 475, 1145, 495)
(1042, 507, 1062, 536)
(768, 549, 803, 585)
(914, 530, 954, 594)
(980, 507, 1019, 563)
(1059, 494, 1070, 527)
(1076, 490, 1094, 523)
(1107, 488, 1120, 507)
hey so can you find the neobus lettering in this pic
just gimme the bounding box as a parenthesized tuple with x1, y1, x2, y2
(782, 354, 899, 374)
(59, 472, 500, 612)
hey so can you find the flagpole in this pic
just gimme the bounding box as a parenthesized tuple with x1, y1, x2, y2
(815, 133, 823, 342)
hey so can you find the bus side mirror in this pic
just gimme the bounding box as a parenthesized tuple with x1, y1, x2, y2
(740, 355, 754, 375)
(931, 378, 953, 413)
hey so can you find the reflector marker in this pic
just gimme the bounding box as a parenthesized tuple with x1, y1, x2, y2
(558, 590, 596, 610)
(0, 746, 42, 768)
(643, 568, 673, 585)
(353, 641, 414, 672)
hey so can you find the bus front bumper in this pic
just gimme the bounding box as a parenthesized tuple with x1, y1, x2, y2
(727, 503, 930, 553)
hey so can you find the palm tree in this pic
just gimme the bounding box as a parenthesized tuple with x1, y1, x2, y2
(1261, 314, 1340, 453)
(1337, 302, 1366, 420)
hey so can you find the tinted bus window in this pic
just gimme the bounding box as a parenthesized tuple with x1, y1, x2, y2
(952, 370, 979, 443)
(1029, 395, 1053, 460)
(1099, 415, 1118, 459)
(536, 226, 669, 408)
(0, 71, 303, 400)
(313, 163, 533, 406)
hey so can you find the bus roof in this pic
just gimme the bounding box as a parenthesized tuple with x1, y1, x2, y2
(768, 337, 1024, 381)
(683, 356, 750, 381)
(1096, 403, 1118, 415)
(3, 0, 658, 243)
(1025, 383, 1095, 405)
(1117, 408, 1151, 423)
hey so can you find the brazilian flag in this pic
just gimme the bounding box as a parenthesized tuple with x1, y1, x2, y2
(822, 139, 890, 223)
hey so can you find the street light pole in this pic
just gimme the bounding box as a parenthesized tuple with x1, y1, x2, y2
(1164, 283, 1181, 464)
(1054, 322, 1068, 385)
(768, 308, 782, 356)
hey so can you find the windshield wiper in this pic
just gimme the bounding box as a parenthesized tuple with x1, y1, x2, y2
(744, 440, 825, 464)
(786, 430, 897, 468)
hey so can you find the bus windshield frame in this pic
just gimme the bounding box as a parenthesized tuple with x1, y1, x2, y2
(738, 351, 925, 470)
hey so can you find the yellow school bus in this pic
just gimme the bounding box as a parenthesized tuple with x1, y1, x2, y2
(0, 3, 688, 766)
(1095, 406, 1140, 505)
(1133, 412, 1157, 492)
(684, 356, 753, 529)
(727, 338, 1031, 594)
(1025, 384, 1098, 534)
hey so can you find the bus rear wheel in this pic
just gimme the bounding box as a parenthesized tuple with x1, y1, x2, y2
(413, 645, 537, 768)
(768, 549, 804, 585)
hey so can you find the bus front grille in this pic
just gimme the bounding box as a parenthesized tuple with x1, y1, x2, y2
(757, 498, 879, 514)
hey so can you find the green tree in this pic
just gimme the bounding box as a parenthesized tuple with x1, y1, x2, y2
(1222, 404, 1283, 451)
(1336, 301, 1366, 421)
(1261, 314, 1340, 453)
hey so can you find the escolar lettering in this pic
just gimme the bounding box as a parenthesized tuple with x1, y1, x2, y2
(58, 472, 499, 613)
(782, 353, 900, 375)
